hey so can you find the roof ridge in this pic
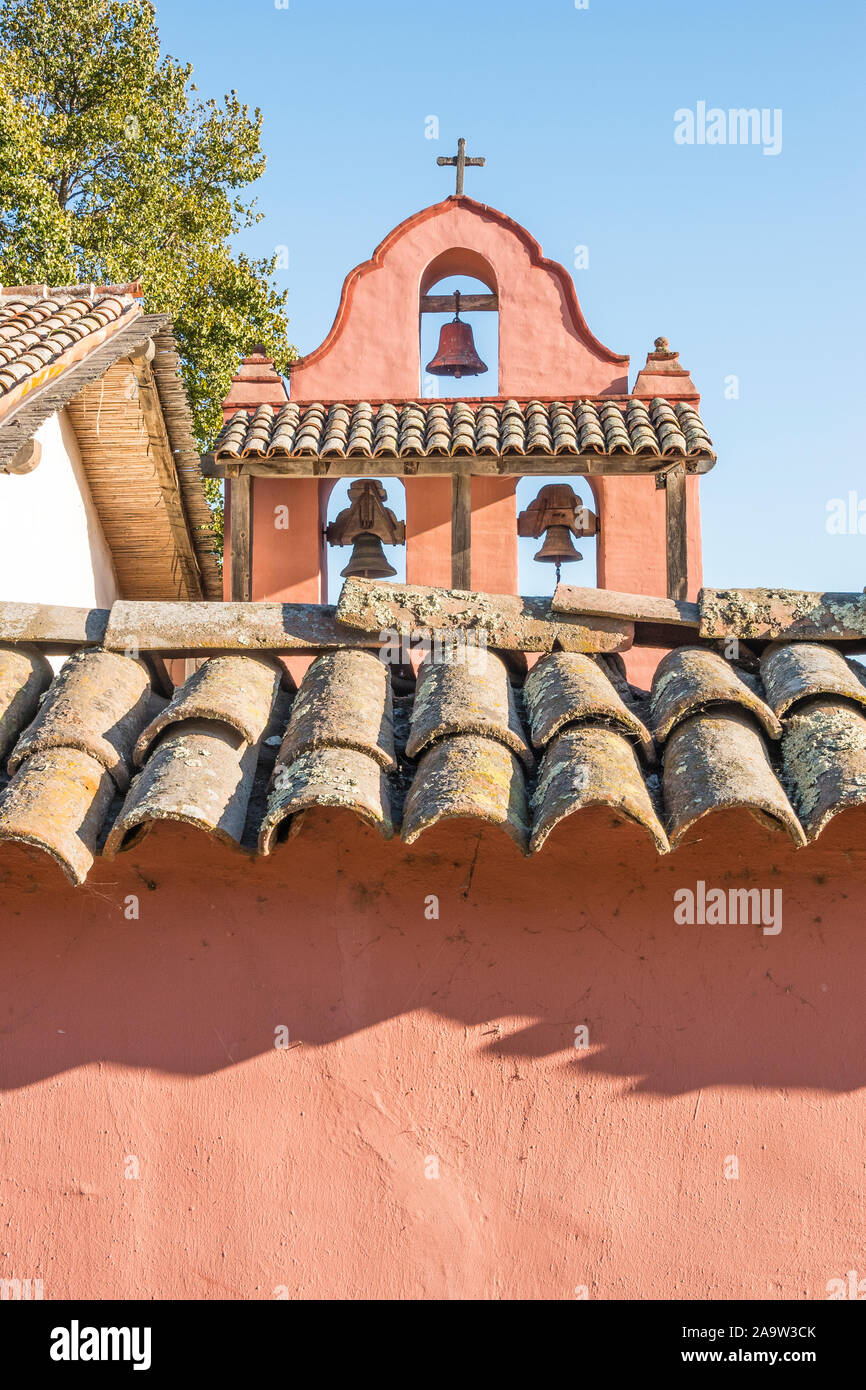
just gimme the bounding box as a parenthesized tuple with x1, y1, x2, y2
(0, 280, 143, 303)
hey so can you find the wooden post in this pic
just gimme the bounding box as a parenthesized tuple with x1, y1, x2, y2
(230, 474, 253, 602)
(451, 474, 471, 589)
(664, 463, 688, 600)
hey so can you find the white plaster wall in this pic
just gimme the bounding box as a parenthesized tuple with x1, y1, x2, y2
(0, 409, 118, 607)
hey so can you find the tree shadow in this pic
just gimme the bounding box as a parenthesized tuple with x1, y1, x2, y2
(1, 805, 864, 1095)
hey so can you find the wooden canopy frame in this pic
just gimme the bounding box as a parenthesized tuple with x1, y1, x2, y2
(220, 452, 710, 603)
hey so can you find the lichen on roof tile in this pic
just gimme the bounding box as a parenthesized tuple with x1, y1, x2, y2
(0, 745, 117, 884)
(259, 744, 395, 851)
(662, 708, 805, 848)
(277, 649, 396, 770)
(106, 720, 261, 855)
(406, 648, 532, 766)
(134, 653, 281, 765)
(8, 648, 152, 791)
(401, 733, 530, 852)
(530, 724, 669, 854)
(760, 642, 866, 718)
(523, 651, 654, 760)
(651, 646, 782, 744)
(778, 697, 866, 841)
(0, 643, 53, 763)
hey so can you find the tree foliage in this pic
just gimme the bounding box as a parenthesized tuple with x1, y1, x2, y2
(0, 0, 294, 544)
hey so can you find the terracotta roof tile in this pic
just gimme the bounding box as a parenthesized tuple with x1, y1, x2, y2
(260, 746, 396, 850)
(0, 643, 53, 761)
(277, 650, 396, 770)
(778, 698, 866, 840)
(759, 642, 866, 718)
(257, 651, 397, 849)
(0, 746, 117, 884)
(651, 647, 782, 743)
(8, 648, 153, 791)
(134, 653, 281, 765)
(107, 655, 283, 858)
(213, 396, 715, 463)
(402, 734, 530, 852)
(524, 651, 655, 762)
(4, 614, 866, 883)
(406, 649, 533, 767)
(0, 288, 139, 407)
(662, 709, 805, 849)
(530, 726, 668, 855)
(107, 721, 262, 855)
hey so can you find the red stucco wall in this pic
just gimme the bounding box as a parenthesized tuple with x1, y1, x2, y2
(288, 198, 628, 403)
(1, 808, 863, 1300)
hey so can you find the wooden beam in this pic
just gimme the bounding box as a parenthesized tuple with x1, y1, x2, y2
(420, 294, 498, 313)
(664, 463, 688, 601)
(203, 452, 716, 481)
(130, 355, 204, 598)
(553, 583, 699, 628)
(1, 438, 42, 475)
(451, 474, 471, 589)
(229, 474, 252, 602)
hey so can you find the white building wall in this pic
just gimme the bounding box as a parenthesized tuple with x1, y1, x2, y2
(0, 409, 118, 607)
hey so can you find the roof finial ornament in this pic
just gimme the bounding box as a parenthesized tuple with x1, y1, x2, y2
(652, 335, 677, 359)
(437, 136, 486, 196)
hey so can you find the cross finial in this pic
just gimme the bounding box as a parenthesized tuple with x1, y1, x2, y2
(437, 136, 485, 196)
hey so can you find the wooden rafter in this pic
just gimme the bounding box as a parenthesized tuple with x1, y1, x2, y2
(205, 452, 715, 480)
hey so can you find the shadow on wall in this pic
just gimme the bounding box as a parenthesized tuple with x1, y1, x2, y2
(0, 806, 864, 1094)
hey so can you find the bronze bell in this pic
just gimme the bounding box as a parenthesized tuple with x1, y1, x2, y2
(518, 482, 597, 585)
(534, 525, 583, 568)
(425, 291, 487, 379)
(340, 531, 397, 580)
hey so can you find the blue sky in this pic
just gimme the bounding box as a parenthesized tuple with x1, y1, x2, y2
(158, 0, 866, 594)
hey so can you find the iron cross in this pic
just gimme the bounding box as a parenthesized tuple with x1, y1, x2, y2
(437, 137, 485, 196)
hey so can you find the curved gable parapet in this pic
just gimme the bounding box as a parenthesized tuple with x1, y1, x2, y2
(290, 197, 629, 401)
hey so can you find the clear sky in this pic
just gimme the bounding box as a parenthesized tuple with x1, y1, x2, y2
(157, 0, 866, 595)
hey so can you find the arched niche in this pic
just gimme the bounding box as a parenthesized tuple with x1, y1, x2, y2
(420, 248, 499, 398)
(515, 474, 599, 594)
(322, 476, 407, 603)
(420, 247, 497, 296)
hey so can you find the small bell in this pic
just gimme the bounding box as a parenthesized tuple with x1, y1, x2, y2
(533, 525, 583, 584)
(340, 531, 397, 579)
(518, 483, 595, 586)
(425, 291, 488, 379)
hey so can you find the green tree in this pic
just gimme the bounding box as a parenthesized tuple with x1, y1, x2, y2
(0, 0, 295, 548)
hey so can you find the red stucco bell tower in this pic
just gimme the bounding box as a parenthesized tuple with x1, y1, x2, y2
(219, 190, 708, 689)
